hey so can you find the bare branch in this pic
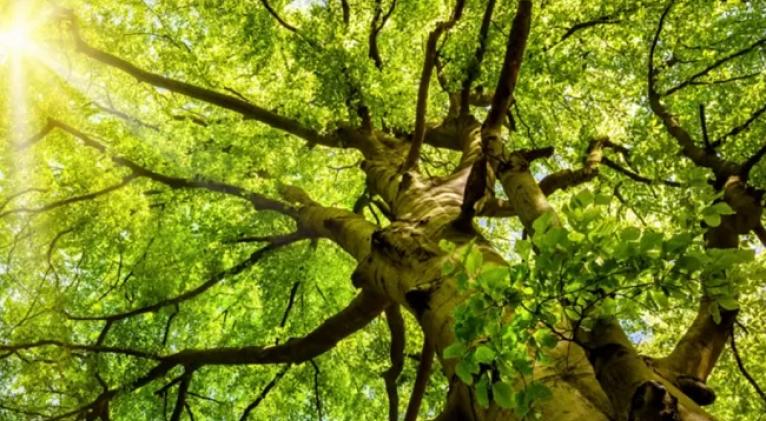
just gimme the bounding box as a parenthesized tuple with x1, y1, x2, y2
(65, 15, 334, 147)
(741, 141, 766, 178)
(539, 138, 604, 196)
(602, 157, 682, 187)
(663, 36, 766, 96)
(29, 119, 294, 215)
(403, 339, 434, 421)
(65, 240, 295, 322)
(545, 13, 622, 52)
(341, 0, 350, 26)
(0, 340, 160, 360)
(459, 0, 496, 114)
(240, 365, 290, 420)
(484, 0, 532, 133)
(700, 104, 711, 150)
(369, 0, 398, 70)
(170, 369, 193, 421)
(383, 305, 405, 421)
(712, 102, 766, 148)
(0, 175, 136, 219)
(647, 0, 740, 178)
(403, 0, 466, 171)
(730, 327, 766, 403)
(310, 360, 323, 419)
(259, 0, 298, 33)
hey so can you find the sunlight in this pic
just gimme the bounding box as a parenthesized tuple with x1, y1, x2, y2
(0, 23, 32, 55)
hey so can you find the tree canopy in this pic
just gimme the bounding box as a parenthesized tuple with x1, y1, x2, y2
(0, 0, 765, 420)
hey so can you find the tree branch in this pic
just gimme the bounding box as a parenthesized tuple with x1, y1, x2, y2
(369, 0, 398, 70)
(663, 36, 766, 97)
(483, 0, 532, 133)
(0, 176, 136, 219)
(403, 0, 466, 171)
(240, 365, 290, 420)
(259, 0, 298, 33)
(403, 338, 434, 421)
(170, 369, 193, 421)
(741, 141, 766, 178)
(730, 327, 766, 404)
(43, 290, 386, 419)
(0, 340, 160, 360)
(459, 0, 496, 115)
(28, 118, 294, 215)
(65, 240, 297, 322)
(383, 305, 405, 421)
(712, 102, 766, 148)
(647, 0, 740, 178)
(602, 157, 682, 187)
(65, 15, 335, 147)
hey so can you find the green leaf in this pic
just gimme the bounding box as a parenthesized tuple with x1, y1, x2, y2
(532, 211, 555, 234)
(443, 342, 467, 359)
(703, 213, 721, 227)
(594, 193, 612, 205)
(492, 381, 515, 409)
(455, 359, 475, 385)
(441, 259, 455, 276)
(621, 227, 641, 241)
(717, 297, 739, 311)
(574, 189, 594, 208)
(478, 265, 508, 288)
(709, 202, 736, 215)
(534, 329, 558, 349)
(474, 345, 496, 364)
(564, 308, 581, 321)
(465, 247, 483, 275)
(709, 302, 722, 324)
(439, 239, 456, 252)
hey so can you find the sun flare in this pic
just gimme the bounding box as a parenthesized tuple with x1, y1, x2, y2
(0, 23, 33, 56)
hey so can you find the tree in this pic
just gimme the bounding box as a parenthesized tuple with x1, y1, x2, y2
(0, 0, 764, 419)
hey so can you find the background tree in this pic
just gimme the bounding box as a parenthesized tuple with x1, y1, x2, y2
(0, 0, 765, 420)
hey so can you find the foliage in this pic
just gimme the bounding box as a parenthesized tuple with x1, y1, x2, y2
(0, 0, 764, 419)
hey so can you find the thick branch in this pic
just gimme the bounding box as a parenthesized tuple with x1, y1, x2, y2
(539, 138, 604, 196)
(459, 0, 496, 114)
(403, 0, 466, 171)
(403, 339, 434, 421)
(383, 305, 405, 421)
(45, 290, 386, 419)
(484, 0, 532, 132)
(160, 290, 387, 366)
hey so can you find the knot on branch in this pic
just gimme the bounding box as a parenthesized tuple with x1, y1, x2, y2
(628, 381, 680, 421)
(676, 375, 716, 406)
